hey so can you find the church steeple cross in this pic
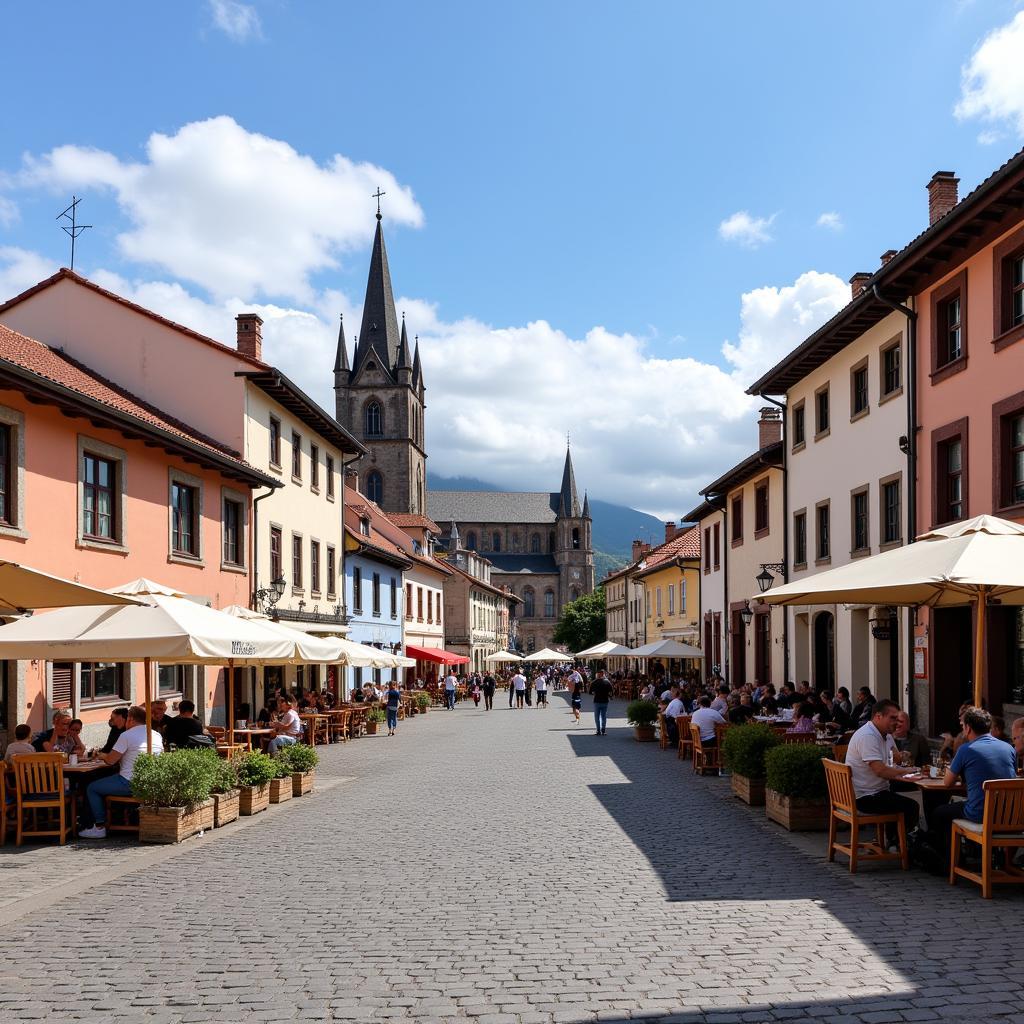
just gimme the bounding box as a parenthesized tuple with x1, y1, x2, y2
(373, 187, 386, 220)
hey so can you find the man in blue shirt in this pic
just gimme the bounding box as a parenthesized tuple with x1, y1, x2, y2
(929, 706, 1017, 853)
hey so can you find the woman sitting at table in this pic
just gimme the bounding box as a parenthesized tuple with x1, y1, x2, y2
(40, 711, 86, 757)
(757, 685, 778, 716)
(786, 701, 817, 734)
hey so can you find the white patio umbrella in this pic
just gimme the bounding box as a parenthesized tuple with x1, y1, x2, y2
(523, 647, 573, 662)
(759, 515, 1024, 706)
(629, 638, 704, 659)
(0, 560, 140, 614)
(0, 579, 294, 751)
(484, 649, 523, 663)
(221, 605, 344, 663)
(575, 640, 631, 659)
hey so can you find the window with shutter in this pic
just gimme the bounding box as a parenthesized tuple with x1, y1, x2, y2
(51, 662, 73, 709)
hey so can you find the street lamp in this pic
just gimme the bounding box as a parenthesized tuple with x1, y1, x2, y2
(255, 575, 286, 612)
(740, 601, 754, 628)
(756, 562, 786, 594)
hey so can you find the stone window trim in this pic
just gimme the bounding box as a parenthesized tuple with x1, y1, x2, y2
(791, 399, 806, 453)
(814, 499, 831, 567)
(0, 404, 28, 540)
(290, 430, 302, 484)
(268, 415, 282, 470)
(878, 333, 904, 406)
(309, 535, 323, 598)
(167, 467, 205, 567)
(220, 485, 249, 574)
(814, 383, 831, 441)
(51, 661, 136, 714)
(792, 506, 808, 571)
(992, 223, 1024, 352)
(930, 416, 969, 529)
(76, 434, 128, 554)
(310, 442, 320, 494)
(878, 472, 903, 551)
(929, 269, 968, 384)
(291, 530, 304, 595)
(849, 483, 871, 559)
(326, 544, 338, 599)
(849, 356, 870, 423)
(991, 389, 1024, 515)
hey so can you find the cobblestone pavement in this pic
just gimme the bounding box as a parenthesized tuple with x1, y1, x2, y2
(1, 695, 1023, 1024)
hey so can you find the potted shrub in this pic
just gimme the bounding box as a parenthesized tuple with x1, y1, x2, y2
(365, 707, 386, 735)
(722, 724, 781, 806)
(268, 755, 293, 804)
(416, 692, 430, 715)
(280, 742, 319, 797)
(131, 750, 216, 844)
(209, 754, 240, 827)
(765, 743, 829, 831)
(626, 699, 659, 742)
(236, 750, 277, 815)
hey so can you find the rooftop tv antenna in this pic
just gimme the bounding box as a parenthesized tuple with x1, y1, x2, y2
(57, 195, 92, 271)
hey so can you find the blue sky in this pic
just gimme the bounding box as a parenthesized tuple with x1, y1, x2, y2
(1, 1, 1023, 517)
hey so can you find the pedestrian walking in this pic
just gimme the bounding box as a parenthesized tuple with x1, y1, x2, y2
(590, 669, 613, 735)
(385, 680, 402, 736)
(571, 675, 584, 724)
(472, 680, 481, 707)
(444, 671, 457, 710)
(508, 672, 515, 708)
(535, 672, 548, 708)
(511, 669, 527, 709)
(482, 672, 495, 711)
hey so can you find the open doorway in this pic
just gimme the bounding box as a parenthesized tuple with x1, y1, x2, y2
(813, 611, 835, 691)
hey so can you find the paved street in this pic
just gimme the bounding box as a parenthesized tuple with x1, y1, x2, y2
(1, 696, 1022, 1024)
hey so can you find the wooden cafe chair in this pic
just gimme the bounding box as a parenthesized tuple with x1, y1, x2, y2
(949, 778, 1024, 899)
(676, 716, 693, 762)
(690, 723, 721, 776)
(12, 753, 76, 846)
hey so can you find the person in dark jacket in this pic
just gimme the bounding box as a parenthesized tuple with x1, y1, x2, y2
(101, 707, 129, 754)
(163, 700, 205, 749)
(590, 670, 613, 735)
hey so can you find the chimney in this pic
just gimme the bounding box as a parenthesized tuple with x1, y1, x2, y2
(631, 540, 652, 562)
(345, 467, 360, 493)
(665, 521, 678, 543)
(880, 249, 898, 266)
(236, 313, 263, 361)
(849, 272, 871, 299)
(758, 406, 782, 449)
(927, 171, 959, 226)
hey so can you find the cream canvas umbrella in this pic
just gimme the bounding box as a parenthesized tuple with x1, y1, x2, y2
(575, 640, 631, 659)
(759, 515, 1024, 705)
(523, 647, 573, 662)
(0, 560, 141, 614)
(629, 638, 704, 659)
(484, 649, 523, 663)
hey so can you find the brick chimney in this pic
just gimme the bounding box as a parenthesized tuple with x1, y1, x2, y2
(632, 540, 652, 562)
(927, 171, 959, 226)
(345, 467, 360, 493)
(880, 249, 898, 266)
(758, 406, 782, 449)
(665, 521, 679, 543)
(235, 313, 263, 361)
(849, 272, 871, 299)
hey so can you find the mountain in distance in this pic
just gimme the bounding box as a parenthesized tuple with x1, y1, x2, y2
(427, 472, 666, 582)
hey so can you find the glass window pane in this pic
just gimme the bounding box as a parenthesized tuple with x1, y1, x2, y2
(93, 662, 119, 699)
(948, 440, 961, 473)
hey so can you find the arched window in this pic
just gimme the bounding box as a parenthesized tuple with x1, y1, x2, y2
(366, 471, 383, 505)
(570, 586, 581, 602)
(466, 531, 477, 551)
(364, 401, 383, 437)
(544, 589, 555, 617)
(523, 587, 535, 618)
(549, 531, 556, 552)
(572, 527, 580, 550)
(492, 532, 501, 552)
(530, 533, 541, 553)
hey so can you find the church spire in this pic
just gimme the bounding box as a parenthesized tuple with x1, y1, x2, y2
(412, 335, 423, 388)
(582, 491, 591, 519)
(559, 444, 581, 518)
(352, 214, 402, 378)
(396, 314, 412, 368)
(333, 314, 349, 373)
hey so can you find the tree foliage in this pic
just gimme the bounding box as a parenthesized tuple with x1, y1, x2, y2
(552, 587, 606, 652)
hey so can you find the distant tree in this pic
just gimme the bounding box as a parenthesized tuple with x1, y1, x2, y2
(552, 587, 606, 652)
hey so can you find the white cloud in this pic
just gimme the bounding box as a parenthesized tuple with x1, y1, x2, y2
(721, 270, 849, 384)
(955, 12, 1024, 135)
(0, 196, 18, 227)
(816, 211, 843, 231)
(15, 116, 424, 303)
(209, 0, 262, 42)
(0, 246, 56, 299)
(718, 210, 776, 249)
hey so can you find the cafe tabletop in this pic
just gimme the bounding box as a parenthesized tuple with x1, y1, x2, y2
(903, 772, 967, 794)
(62, 759, 107, 774)
(232, 727, 274, 735)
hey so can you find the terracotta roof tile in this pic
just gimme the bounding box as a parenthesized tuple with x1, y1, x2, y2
(387, 513, 441, 532)
(636, 526, 701, 574)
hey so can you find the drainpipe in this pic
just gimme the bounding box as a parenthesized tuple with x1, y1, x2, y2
(760, 394, 790, 685)
(721, 496, 729, 684)
(871, 285, 919, 725)
(251, 486, 277, 608)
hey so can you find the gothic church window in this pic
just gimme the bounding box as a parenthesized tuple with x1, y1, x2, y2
(365, 401, 383, 438)
(572, 527, 580, 550)
(530, 533, 541, 553)
(367, 471, 383, 505)
(549, 531, 556, 552)
(466, 531, 477, 551)
(544, 589, 555, 617)
(492, 532, 501, 552)
(523, 587, 535, 617)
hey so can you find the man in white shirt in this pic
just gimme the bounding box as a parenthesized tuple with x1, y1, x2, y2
(535, 672, 549, 708)
(444, 672, 458, 710)
(844, 699, 919, 838)
(691, 696, 726, 744)
(511, 671, 527, 709)
(567, 668, 583, 694)
(80, 706, 163, 839)
(663, 693, 686, 745)
(268, 697, 303, 753)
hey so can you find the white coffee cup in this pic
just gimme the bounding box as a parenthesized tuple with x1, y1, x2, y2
(929, 765, 938, 779)
(69, 754, 79, 766)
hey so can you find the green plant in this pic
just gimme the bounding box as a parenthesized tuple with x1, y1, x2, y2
(235, 750, 278, 788)
(130, 750, 217, 811)
(367, 707, 387, 724)
(279, 743, 319, 774)
(722, 723, 781, 779)
(208, 753, 239, 794)
(626, 699, 659, 727)
(415, 692, 430, 708)
(765, 744, 828, 799)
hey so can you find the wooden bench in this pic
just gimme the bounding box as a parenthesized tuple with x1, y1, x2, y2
(106, 795, 141, 835)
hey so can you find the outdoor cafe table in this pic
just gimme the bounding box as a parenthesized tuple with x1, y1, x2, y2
(231, 727, 274, 751)
(300, 713, 330, 745)
(62, 758, 107, 775)
(903, 772, 967, 795)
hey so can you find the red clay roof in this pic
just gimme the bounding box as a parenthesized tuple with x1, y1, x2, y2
(635, 526, 701, 576)
(0, 322, 273, 484)
(344, 487, 450, 575)
(387, 513, 441, 533)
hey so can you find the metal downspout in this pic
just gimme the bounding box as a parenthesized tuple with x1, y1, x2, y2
(760, 395, 790, 684)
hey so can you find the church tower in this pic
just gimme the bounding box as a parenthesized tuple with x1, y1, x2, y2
(334, 211, 426, 514)
(554, 447, 595, 609)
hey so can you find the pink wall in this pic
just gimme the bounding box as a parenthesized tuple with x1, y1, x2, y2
(0, 391, 251, 731)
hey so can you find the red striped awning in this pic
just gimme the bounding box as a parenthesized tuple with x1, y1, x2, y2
(405, 644, 470, 665)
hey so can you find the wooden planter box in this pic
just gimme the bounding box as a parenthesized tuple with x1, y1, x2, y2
(766, 789, 829, 831)
(731, 773, 766, 806)
(419, 703, 428, 714)
(269, 777, 293, 803)
(292, 770, 315, 797)
(139, 799, 214, 844)
(365, 721, 380, 735)
(634, 725, 656, 742)
(212, 789, 239, 827)
(238, 783, 270, 815)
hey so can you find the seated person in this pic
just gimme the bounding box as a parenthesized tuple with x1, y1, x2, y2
(851, 687, 877, 728)
(786, 701, 817, 734)
(928, 706, 1017, 853)
(4, 724, 36, 763)
(663, 692, 686, 744)
(832, 687, 853, 728)
(756, 684, 778, 715)
(938, 702, 973, 761)
(37, 711, 85, 756)
(728, 693, 756, 725)
(268, 697, 302, 754)
(79, 706, 163, 840)
(776, 683, 798, 710)
(710, 684, 730, 714)
(691, 696, 726, 745)
(99, 708, 129, 755)
(257, 704, 273, 727)
(893, 710, 931, 768)
(149, 700, 170, 739)
(163, 700, 206, 749)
